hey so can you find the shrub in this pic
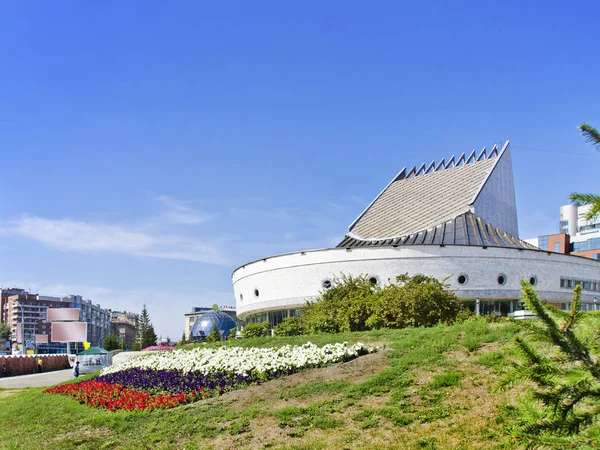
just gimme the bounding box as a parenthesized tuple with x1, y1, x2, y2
(242, 323, 270, 338)
(454, 308, 475, 323)
(303, 272, 462, 333)
(273, 317, 304, 336)
(302, 274, 377, 334)
(228, 327, 237, 340)
(205, 327, 221, 343)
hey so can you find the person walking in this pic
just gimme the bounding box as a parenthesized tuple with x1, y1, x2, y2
(2, 363, 7, 377)
(73, 361, 80, 378)
(37, 357, 43, 373)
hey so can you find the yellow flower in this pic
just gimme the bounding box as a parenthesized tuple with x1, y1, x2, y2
(83, 341, 91, 350)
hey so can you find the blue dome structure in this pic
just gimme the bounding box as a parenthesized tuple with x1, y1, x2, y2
(190, 310, 237, 341)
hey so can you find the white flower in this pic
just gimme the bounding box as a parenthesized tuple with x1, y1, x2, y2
(102, 342, 374, 376)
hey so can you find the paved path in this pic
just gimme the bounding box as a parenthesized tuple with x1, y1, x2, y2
(0, 369, 73, 388)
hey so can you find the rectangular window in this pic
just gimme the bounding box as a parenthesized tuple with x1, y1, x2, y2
(538, 236, 549, 251)
(554, 242, 560, 252)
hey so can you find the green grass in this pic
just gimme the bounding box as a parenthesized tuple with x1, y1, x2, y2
(0, 320, 524, 449)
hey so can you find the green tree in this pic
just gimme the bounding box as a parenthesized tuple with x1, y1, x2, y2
(273, 317, 304, 336)
(0, 323, 10, 340)
(570, 123, 600, 221)
(137, 304, 158, 349)
(501, 282, 600, 446)
(212, 303, 219, 311)
(205, 327, 221, 343)
(103, 334, 120, 351)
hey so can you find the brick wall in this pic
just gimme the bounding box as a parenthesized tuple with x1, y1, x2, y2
(0, 355, 70, 376)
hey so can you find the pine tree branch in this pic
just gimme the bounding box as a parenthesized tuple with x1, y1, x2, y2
(580, 123, 600, 150)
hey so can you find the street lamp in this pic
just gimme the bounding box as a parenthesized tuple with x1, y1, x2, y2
(594, 297, 597, 312)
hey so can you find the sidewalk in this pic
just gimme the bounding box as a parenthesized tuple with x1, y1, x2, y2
(0, 369, 73, 388)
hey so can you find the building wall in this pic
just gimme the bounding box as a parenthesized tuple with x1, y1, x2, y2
(572, 249, 600, 259)
(472, 146, 519, 238)
(559, 204, 578, 235)
(548, 233, 570, 254)
(233, 246, 600, 320)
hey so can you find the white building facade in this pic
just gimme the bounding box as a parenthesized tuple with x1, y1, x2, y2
(233, 142, 600, 325)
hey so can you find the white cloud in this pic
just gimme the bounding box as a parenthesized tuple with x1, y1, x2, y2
(155, 195, 216, 225)
(8, 215, 229, 265)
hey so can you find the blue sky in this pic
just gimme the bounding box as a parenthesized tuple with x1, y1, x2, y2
(1, 1, 598, 339)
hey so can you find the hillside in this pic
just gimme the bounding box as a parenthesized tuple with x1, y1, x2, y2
(0, 320, 526, 449)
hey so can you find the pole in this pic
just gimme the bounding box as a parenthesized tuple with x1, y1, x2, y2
(475, 297, 480, 317)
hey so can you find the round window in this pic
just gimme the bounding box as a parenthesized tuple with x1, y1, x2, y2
(529, 276, 537, 286)
(254, 289, 259, 298)
(369, 276, 379, 285)
(457, 274, 468, 285)
(497, 274, 506, 285)
(322, 279, 332, 289)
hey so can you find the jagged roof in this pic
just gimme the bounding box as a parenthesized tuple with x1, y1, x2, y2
(345, 144, 504, 242)
(338, 212, 537, 250)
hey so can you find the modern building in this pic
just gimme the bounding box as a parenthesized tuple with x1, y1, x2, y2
(232, 141, 600, 326)
(526, 204, 600, 260)
(110, 311, 139, 350)
(184, 306, 237, 340)
(189, 310, 237, 341)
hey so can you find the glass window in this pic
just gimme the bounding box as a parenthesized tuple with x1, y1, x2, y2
(554, 242, 560, 252)
(538, 236, 549, 251)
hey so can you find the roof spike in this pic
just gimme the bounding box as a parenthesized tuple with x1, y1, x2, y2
(434, 158, 445, 171)
(424, 160, 436, 174)
(392, 168, 407, 182)
(456, 152, 466, 166)
(489, 144, 499, 158)
(406, 165, 417, 178)
(444, 155, 455, 169)
(415, 162, 426, 176)
(466, 149, 476, 164)
(476, 147, 487, 161)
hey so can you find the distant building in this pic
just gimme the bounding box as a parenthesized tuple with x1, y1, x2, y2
(525, 204, 600, 260)
(64, 295, 112, 347)
(3, 292, 72, 352)
(184, 306, 237, 340)
(111, 311, 139, 350)
(0, 289, 112, 351)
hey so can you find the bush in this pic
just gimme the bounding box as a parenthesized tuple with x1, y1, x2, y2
(242, 323, 270, 338)
(228, 327, 237, 340)
(454, 308, 475, 323)
(205, 327, 221, 343)
(302, 274, 377, 334)
(302, 273, 463, 333)
(273, 317, 304, 336)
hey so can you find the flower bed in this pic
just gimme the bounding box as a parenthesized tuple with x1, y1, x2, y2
(45, 342, 374, 411)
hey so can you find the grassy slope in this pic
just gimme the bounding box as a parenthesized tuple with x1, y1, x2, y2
(0, 320, 526, 449)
